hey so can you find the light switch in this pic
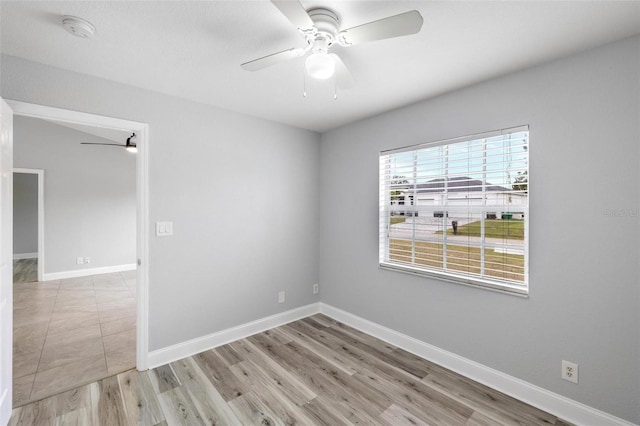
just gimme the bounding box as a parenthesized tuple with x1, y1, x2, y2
(156, 221, 174, 237)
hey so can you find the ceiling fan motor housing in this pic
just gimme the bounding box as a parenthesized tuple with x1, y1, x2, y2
(306, 8, 340, 52)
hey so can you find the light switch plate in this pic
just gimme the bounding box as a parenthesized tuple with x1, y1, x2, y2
(156, 221, 174, 237)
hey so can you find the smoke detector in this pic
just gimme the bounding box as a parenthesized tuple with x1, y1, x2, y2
(62, 16, 96, 39)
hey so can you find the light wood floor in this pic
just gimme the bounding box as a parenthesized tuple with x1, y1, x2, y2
(13, 258, 37, 284)
(10, 314, 573, 425)
(13, 270, 137, 407)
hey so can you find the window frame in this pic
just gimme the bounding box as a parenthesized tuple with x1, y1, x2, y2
(379, 126, 529, 296)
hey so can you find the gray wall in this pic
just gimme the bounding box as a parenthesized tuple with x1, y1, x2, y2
(12, 172, 37, 256)
(13, 117, 136, 274)
(319, 36, 640, 422)
(1, 54, 321, 351)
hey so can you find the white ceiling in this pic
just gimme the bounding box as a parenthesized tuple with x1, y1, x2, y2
(2, 1, 639, 132)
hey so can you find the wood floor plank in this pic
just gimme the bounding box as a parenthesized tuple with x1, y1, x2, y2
(89, 381, 100, 426)
(321, 323, 432, 379)
(279, 323, 360, 376)
(299, 316, 329, 331)
(313, 393, 378, 425)
(306, 314, 337, 328)
(284, 320, 415, 383)
(13, 259, 38, 283)
(466, 410, 504, 426)
(228, 391, 285, 426)
(50, 383, 93, 420)
(247, 334, 386, 423)
(118, 369, 166, 426)
(215, 344, 244, 366)
(97, 375, 129, 426)
(54, 407, 91, 426)
(230, 359, 312, 408)
(228, 340, 316, 404)
(170, 357, 242, 425)
(380, 403, 430, 426)
(554, 419, 576, 426)
(193, 349, 248, 402)
(156, 387, 206, 426)
(148, 364, 181, 394)
(262, 327, 293, 345)
(231, 366, 318, 426)
(300, 396, 351, 426)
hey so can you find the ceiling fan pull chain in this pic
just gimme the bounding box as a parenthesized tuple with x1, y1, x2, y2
(303, 69, 308, 98)
(333, 71, 338, 100)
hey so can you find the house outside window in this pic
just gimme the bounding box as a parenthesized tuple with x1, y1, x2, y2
(379, 126, 529, 295)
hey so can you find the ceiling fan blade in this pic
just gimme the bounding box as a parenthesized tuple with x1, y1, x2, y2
(241, 47, 305, 71)
(81, 142, 126, 147)
(271, 0, 315, 31)
(331, 54, 355, 89)
(338, 10, 423, 46)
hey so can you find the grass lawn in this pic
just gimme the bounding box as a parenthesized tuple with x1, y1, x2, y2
(438, 219, 524, 240)
(389, 238, 524, 283)
(390, 217, 407, 225)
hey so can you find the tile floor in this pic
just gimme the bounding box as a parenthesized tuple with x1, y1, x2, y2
(12, 270, 137, 407)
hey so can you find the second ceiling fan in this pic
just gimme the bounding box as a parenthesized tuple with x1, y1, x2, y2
(81, 133, 137, 153)
(241, 1, 424, 88)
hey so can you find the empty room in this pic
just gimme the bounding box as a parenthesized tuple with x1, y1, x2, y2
(0, 1, 639, 425)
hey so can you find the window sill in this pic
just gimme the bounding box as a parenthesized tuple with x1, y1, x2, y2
(379, 262, 529, 297)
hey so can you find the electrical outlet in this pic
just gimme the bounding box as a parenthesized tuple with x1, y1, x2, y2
(278, 291, 285, 303)
(76, 257, 84, 265)
(84, 257, 91, 264)
(561, 360, 578, 383)
(313, 283, 319, 294)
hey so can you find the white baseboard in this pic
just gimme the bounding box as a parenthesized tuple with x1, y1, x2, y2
(13, 252, 37, 260)
(43, 263, 136, 281)
(147, 303, 321, 369)
(319, 303, 636, 426)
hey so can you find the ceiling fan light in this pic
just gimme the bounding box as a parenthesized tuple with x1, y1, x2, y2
(305, 52, 336, 80)
(126, 146, 137, 153)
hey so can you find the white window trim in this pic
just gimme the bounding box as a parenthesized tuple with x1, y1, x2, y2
(379, 126, 529, 296)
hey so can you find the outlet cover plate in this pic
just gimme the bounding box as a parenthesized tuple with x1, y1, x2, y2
(562, 360, 578, 383)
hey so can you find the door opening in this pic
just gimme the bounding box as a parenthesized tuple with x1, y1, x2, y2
(4, 100, 149, 410)
(12, 169, 43, 284)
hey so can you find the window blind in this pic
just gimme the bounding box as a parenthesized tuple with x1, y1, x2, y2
(379, 126, 529, 294)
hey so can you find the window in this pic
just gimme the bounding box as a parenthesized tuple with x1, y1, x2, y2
(379, 126, 529, 295)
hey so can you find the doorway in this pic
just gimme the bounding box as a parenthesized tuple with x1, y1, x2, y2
(12, 169, 44, 284)
(5, 100, 149, 408)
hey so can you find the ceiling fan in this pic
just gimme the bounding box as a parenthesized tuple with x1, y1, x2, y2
(241, 1, 424, 87)
(81, 133, 137, 153)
